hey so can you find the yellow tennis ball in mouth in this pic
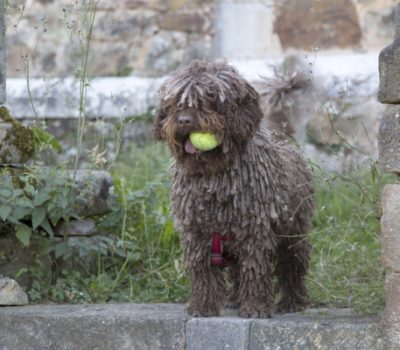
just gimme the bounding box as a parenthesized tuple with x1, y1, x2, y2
(189, 131, 220, 151)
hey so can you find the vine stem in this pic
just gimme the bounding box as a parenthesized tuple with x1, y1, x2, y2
(73, 0, 98, 181)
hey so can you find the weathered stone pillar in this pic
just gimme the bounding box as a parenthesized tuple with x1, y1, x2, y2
(213, 0, 281, 59)
(379, 3, 400, 104)
(379, 106, 400, 173)
(381, 186, 400, 348)
(378, 3, 400, 349)
(0, 0, 5, 105)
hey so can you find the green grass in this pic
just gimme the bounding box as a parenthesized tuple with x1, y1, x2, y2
(80, 143, 189, 304)
(307, 168, 390, 314)
(27, 142, 392, 314)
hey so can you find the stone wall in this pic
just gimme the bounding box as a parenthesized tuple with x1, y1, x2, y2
(4, 0, 398, 78)
(5, 0, 215, 78)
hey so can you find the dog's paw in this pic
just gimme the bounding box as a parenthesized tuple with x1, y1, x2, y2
(238, 304, 273, 318)
(186, 302, 220, 317)
(276, 298, 307, 314)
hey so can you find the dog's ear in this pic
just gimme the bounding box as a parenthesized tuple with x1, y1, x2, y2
(226, 82, 264, 142)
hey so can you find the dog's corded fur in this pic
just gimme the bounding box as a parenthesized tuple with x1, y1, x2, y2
(154, 60, 314, 318)
(256, 72, 311, 138)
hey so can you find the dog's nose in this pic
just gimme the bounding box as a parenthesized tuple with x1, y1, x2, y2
(178, 114, 193, 128)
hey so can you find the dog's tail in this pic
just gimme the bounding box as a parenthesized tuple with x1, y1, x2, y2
(255, 71, 311, 138)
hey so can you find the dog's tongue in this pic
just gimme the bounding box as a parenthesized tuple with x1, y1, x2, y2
(185, 139, 198, 154)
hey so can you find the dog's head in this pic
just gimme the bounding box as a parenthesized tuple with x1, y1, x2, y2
(154, 60, 263, 175)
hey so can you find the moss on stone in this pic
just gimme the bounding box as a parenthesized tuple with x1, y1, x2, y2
(0, 106, 14, 123)
(0, 106, 35, 163)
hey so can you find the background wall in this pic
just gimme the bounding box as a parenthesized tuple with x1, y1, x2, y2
(4, 0, 398, 78)
(5, 0, 215, 77)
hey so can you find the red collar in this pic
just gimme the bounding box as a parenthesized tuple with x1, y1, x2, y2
(211, 232, 235, 267)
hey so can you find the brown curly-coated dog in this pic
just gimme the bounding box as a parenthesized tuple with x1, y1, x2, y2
(154, 60, 314, 318)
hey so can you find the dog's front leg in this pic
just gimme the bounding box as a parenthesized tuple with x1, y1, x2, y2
(237, 241, 274, 318)
(182, 232, 225, 317)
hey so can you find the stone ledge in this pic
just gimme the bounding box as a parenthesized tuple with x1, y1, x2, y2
(0, 304, 383, 350)
(187, 309, 383, 350)
(0, 304, 188, 350)
(6, 53, 379, 120)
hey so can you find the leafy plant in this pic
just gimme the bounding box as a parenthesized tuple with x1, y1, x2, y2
(32, 127, 62, 153)
(0, 166, 78, 246)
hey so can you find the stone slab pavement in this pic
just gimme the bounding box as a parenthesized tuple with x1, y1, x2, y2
(0, 304, 384, 350)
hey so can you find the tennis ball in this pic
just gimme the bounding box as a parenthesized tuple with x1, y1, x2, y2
(189, 131, 220, 151)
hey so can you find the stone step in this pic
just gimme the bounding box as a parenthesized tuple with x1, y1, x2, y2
(0, 304, 383, 350)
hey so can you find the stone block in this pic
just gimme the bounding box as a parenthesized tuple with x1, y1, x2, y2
(67, 170, 114, 218)
(186, 317, 251, 350)
(378, 4, 400, 104)
(54, 219, 97, 237)
(96, 0, 176, 11)
(0, 237, 52, 288)
(96, 0, 148, 11)
(274, 0, 362, 50)
(0, 304, 187, 350)
(87, 41, 132, 77)
(378, 45, 400, 104)
(158, 12, 205, 33)
(214, 0, 281, 59)
(379, 106, 400, 173)
(384, 272, 400, 325)
(249, 312, 384, 350)
(144, 32, 188, 76)
(93, 10, 157, 42)
(383, 272, 400, 349)
(381, 184, 400, 271)
(0, 278, 28, 306)
(362, 5, 395, 50)
(0, 0, 5, 105)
